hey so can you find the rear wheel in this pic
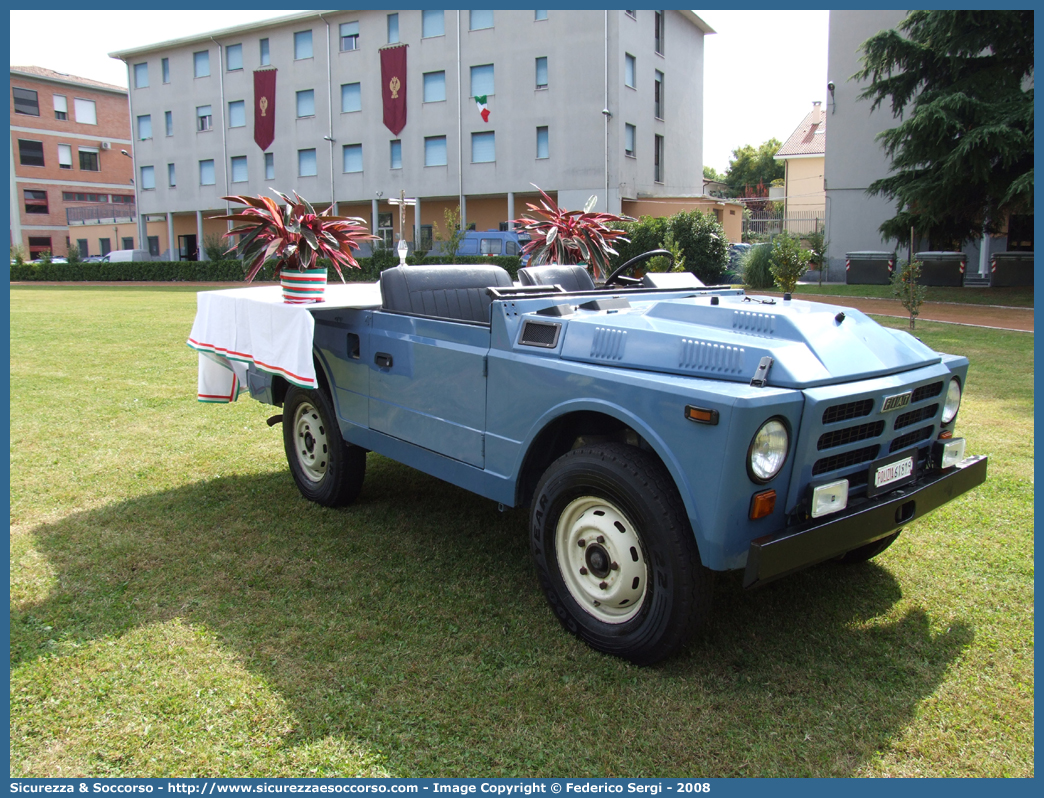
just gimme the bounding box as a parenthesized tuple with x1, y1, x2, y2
(283, 386, 365, 507)
(834, 530, 901, 564)
(530, 443, 712, 665)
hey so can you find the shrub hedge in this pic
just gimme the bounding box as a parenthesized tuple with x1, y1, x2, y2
(10, 255, 523, 283)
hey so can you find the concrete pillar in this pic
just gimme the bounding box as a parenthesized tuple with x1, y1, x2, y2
(460, 195, 467, 230)
(167, 212, 175, 261)
(371, 199, 379, 237)
(507, 192, 515, 229)
(978, 231, 990, 277)
(414, 197, 422, 248)
(196, 210, 205, 260)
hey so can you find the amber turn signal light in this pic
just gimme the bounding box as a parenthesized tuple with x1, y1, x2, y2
(938, 430, 953, 440)
(749, 489, 776, 520)
(685, 405, 719, 425)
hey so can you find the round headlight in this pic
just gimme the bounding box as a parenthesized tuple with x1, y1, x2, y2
(748, 418, 789, 482)
(941, 377, 962, 423)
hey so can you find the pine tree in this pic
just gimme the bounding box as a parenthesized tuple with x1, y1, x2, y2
(856, 10, 1033, 246)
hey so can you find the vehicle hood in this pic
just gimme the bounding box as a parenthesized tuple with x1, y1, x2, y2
(555, 293, 941, 389)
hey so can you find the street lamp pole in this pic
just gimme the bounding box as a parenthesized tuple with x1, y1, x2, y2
(120, 149, 142, 251)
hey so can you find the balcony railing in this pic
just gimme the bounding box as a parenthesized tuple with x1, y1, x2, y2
(66, 204, 136, 226)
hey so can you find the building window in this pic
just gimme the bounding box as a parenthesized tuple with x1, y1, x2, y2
(228, 100, 245, 128)
(122, 236, 135, 250)
(79, 148, 99, 171)
(197, 105, 212, 131)
(654, 134, 664, 182)
(471, 64, 494, 98)
(654, 10, 665, 55)
(425, 136, 448, 167)
(198, 159, 215, 186)
(167, 163, 176, 187)
(536, 126, 549, 159)
(654, 70, 664, 119)
(57, 144, 72, 169)
(74, 98, 97, 125)
(260, 38, 270, 66)
(141, 165, 156, 190)
(148, 236, 160, 257)
(298, 149, 317, 176)
(387, 13, 399, 43)
(625, 124, 636, 157)
(99, 238, 111, 256)
(625, 10, 636, 19)
(24, 190, 48, 214)
(472, 131, 495, 163)
(341, 83, 361, 113)
(390, 139, 402, 169)
(18, 139, 45, 166)
(470, 10, 494, 30)
(422, 9, 444, 37)
(343, 144, 363, 173)
(535, 10, 548, 21)
(62, 192, 107, 202)
(295, 30, 313, 59)
(339, 22, 359, 51)
(13, 87, 39, 116)
(162, 57, 170, 83)
(231, 155, 248, 183)
(165, 110, 173, 136)
(29, 237, 52, 258)
(137, 114, 152, 140)
(625, 53, 636, 89)
(297, 90, 315, 118)
(423, 71, 446, 103)
(535, 57, 548, 89)
(77, 239, 89, 257)
(112, 194, 134, 204)
(265, 152, 274, 180)
(53, 94, 68, 120)
(226, 43, 243, 71)
(194, 50, 210, 77)
(134, 62, 149, 88)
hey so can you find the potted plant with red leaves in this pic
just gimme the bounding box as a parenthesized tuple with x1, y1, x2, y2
(216, 190, 377, 304)
(512, 186, 633, 281)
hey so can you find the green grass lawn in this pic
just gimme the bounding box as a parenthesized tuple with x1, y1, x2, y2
(10, 286, 1034, 777)
(785, 283, 1034, 307)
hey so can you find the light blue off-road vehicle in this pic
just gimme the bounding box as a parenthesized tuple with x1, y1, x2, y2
(238, 256, 987, 663)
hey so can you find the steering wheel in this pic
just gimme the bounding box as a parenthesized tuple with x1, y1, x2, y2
(603, 249, 675, 287)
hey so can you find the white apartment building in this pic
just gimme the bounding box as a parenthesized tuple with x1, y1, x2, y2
(110, 9, 713, 259)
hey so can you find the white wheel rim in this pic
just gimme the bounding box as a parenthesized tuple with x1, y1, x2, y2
(292, 402, 329, 482)
(555, 496, 648, 624)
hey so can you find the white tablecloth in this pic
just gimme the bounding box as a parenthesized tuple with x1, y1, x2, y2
(187, 283, 381, 403)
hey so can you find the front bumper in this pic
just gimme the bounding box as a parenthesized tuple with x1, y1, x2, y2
(743, 455, 988, 588)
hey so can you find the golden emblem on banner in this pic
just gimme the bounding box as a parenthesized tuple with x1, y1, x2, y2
(389, 77, 400, 99)
(260, 97, 269, 117)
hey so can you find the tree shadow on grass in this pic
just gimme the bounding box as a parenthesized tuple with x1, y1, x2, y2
(12, 457, 973, 777)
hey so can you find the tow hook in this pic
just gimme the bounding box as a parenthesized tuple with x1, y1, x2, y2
(266, 414, 283, 427)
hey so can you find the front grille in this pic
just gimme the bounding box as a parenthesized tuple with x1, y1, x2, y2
(895, 403, 939, 430)
(817, 420, 885, 450)
(822, 398, 873, 424)
(912, 381, 944, 403)
(813, 444, 880, 476)
(889, 425, 934, 453)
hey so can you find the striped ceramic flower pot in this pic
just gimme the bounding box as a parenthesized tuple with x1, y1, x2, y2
(280, 267, 327, 304)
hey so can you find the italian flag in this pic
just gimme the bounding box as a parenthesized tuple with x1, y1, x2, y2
(475, 95, 490, 123)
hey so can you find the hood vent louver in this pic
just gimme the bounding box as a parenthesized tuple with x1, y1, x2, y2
(679, 338, 744, 373)
(519, 320, 562, 348)
(590, 327, 627, 360)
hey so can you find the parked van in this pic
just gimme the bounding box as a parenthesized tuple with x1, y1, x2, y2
(430, 230, 530, 264)
(102, 249, 152, 262)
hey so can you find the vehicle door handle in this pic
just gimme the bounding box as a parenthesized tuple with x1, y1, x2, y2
(374, 352, 393, 368)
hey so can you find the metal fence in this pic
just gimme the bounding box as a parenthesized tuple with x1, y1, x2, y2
(743, 209, 823, 238)
(67, 204, 136, 225)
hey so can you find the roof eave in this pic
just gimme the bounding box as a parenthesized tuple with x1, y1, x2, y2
(679, 11, 715, 34)
(10, 68, 127, 95)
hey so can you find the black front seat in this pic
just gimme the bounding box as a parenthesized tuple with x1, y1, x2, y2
(517, 264, 596, 292)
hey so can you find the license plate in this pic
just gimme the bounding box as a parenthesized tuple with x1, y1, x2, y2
(867, 451, 917, 497)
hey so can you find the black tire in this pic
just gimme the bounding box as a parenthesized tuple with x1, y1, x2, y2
(834, 530, 901, 564)
(282, 386, 365, 507)
(530, 442, 712, 665)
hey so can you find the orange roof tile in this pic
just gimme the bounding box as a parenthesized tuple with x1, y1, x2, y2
(776, 108, 826, 158)
(10, 66, 126, 93)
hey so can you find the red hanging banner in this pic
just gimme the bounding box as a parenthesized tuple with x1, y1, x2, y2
(254, 68, 277, 151)
(380, 44, 408, 136)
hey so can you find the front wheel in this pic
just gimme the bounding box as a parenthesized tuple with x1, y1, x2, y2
(530, 443, 712, 665)
(283, 386, 366, 507)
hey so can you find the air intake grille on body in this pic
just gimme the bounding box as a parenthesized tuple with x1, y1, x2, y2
(911, 381, 944, 403)
(812, 445, 880, 476)
(889, 425, 934, 453)
(817, 420, 885, 451)
(822, 399, 874, 425)
(895, 403, 939, 430)
(519, 320, 561, 348)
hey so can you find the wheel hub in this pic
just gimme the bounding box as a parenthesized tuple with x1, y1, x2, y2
(293, 402, 329, 483)
(555, 497, 648, 624)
